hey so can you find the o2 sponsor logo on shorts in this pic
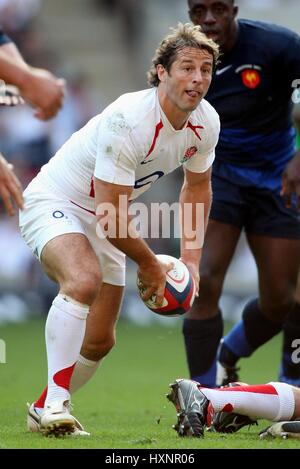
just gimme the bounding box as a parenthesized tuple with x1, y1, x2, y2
(52, 210, 65, 219)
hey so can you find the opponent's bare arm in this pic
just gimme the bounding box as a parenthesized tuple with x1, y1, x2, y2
(94, 178, 173, 305)
(0, 153, 23, 215)
(0, 42, 65, 120)
(179, 167, 212, 295)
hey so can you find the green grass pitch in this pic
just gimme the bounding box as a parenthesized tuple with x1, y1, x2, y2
(0, 317, 299, 449)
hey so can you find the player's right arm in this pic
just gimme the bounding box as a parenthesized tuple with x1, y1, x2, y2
(0, 41, 65, 120)
(94, 178, 172, 306)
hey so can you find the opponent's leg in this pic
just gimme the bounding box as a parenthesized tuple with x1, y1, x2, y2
(201, 382, 295, 424)
(217, 298, 282, 385)
(183, 220, 241, 386)
(167, 379, 296, 437)
(218, 235, 300, 384)
(259, 386, 300, 439)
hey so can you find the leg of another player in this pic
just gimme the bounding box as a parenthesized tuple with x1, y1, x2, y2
(183, 219, 241, 387)
(167, 378, 300, 437)
(219, 235, 300, 384)
(40, 233, 102, 408)
(200, 381, 297, 422)
(259, 386, 300, 439)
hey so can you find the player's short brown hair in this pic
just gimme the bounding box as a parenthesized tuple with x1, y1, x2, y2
(147, 22, 220, 87)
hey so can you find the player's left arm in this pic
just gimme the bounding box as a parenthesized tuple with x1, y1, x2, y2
(179, 166, 212, 295)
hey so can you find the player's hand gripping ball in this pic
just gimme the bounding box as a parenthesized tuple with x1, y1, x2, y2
(137, 254, 196, 316)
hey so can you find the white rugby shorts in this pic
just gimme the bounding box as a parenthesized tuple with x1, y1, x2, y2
(19, 177, 126, 286)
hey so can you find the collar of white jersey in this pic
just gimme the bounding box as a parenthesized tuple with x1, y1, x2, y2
(156, 89, 191, 133)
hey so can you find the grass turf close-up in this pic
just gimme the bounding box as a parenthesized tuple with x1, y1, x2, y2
(0, 318, 299, 449)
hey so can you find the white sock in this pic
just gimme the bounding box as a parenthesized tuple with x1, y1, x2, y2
(45, 294, 89, 407)
(70, 354, 101, 394)
(200, 382, 295, 421)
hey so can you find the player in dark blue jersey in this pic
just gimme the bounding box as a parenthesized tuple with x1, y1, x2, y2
(183, 0, 300, 390)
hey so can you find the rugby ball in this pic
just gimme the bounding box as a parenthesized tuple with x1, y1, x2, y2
(137, 254, 196, 316)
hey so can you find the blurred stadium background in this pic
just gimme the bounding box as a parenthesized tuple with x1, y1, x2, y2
(0, 0, 299, 327)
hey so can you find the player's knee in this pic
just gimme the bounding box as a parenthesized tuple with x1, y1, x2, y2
(199, 272, 222, 303)
(201, 269, 223, 297)
(65, 271, 102, 305)
(100, 336, 116, 356)
(82, 335, 115, 361)
(188, 273, 221, 319)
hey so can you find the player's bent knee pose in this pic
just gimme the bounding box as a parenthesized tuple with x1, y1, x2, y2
(20, 23, 221, 437)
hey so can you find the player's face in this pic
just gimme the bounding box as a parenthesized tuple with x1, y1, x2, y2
(158, 47, 213, 121)
(188, 0, 238, 50)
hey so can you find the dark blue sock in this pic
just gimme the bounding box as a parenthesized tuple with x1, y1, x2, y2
(183, 312, 223, 387)
(220, 298, 282, 365)
(221, 320, 253, 363)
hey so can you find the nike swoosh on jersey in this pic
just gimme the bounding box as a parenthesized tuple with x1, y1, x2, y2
(140, 159, 155, 165)
(215, 65, 232, 76)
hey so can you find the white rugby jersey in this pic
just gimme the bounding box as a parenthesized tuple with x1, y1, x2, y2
(38, 88, 220, 211)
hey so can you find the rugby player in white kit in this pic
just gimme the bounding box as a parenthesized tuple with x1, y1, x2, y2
(20, 23, 220, 436)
